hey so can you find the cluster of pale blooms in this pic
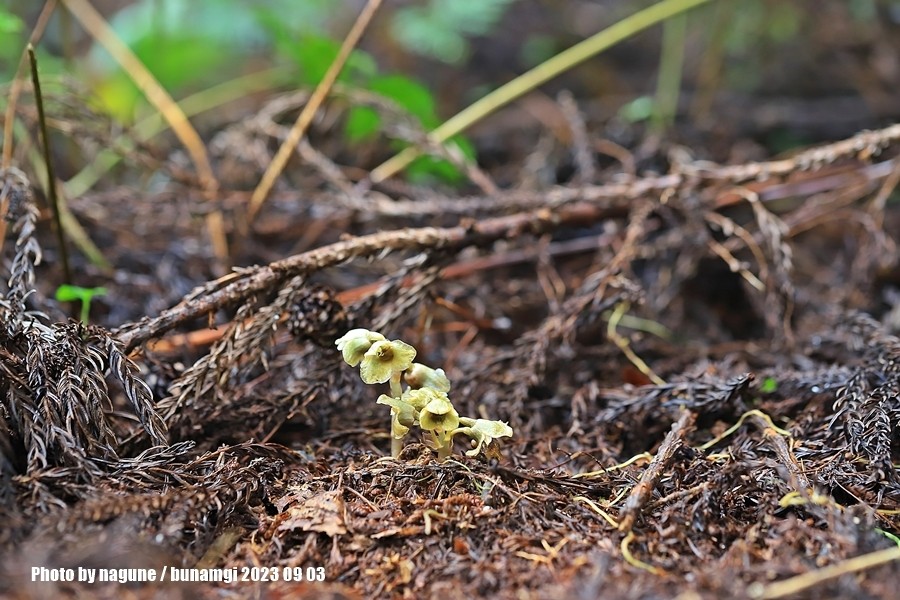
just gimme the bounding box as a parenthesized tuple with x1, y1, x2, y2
(336, 329, 513, 460)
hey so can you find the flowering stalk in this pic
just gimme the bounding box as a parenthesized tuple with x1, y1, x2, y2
(335, 328, 512, 461)
(388, 371, 404, 456)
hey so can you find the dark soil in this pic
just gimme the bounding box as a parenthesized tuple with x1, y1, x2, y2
(3, 4, 900, 599)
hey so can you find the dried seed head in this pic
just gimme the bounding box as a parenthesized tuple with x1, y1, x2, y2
(287, 285, 347, 345)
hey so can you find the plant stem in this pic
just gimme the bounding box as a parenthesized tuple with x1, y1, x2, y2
(434, 431, 452, 461)
(391, 436, 403, 458)
(389, 372, 403, 399)
(651, 12, 687, 134)
(437, 443, 451, 461)
(389, 371, 404, 457)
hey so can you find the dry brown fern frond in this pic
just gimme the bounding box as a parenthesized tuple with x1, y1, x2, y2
(0, 169, 167, 481)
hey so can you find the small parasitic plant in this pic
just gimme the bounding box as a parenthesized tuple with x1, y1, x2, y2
(336, 328, 512, 460)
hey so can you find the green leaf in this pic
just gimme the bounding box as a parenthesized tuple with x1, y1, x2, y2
(344, 106, 381, 142)
(0, 10, 24, 34)
(391, 8, 468, 64)
(55, 285, 108, 323)
(0, 8, 24, 78)
(93, 73, 143, 123)
(390, 0, 516, 64)
(619, 96, 655, 123)
(876, 527, 900, 547)
(407, 156, 463, 185)
(296, 35, 341, 85)
(345, 76, 439, 142)
(760, 377, 778, 394)
(283, 34, 376, 86)
(55, 284, 107, 303)
(369, 75, 438, 127)
(405, 136, 475, 185)
(131, 34, 238, 91)
(437, 0, 515, 36)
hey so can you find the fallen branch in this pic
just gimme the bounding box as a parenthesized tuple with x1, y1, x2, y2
(114, 203, 617, 351)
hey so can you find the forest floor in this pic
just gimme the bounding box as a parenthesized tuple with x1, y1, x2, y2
(3, 7, 900, 599)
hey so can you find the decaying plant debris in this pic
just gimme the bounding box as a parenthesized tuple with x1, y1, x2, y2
(1, 79, 900, 600)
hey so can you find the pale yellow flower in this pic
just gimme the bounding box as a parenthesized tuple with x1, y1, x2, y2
(402, 387, 443, 411)
(376, 395, 417, 439)
(335, 329, 386, 367)
(456, 419, 513, 457)
(359, 339, 416, 384)
(404, 363, 451, 393)
(418, 395, 460, 433)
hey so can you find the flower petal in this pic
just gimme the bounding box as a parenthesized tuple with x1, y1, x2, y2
(336, 329, 386, 366)
(471, 419, 513, 441)
(402, 388, 442, 410)
(404, 363, 451, 392)
(360, 354, 394, 384)
(419, 397, 459, 432)
(359, 339, 417, 384)
(387, 339, 417, 372)
(376, 395, 417, 426)
(377, 395, 417, 439)
(335, 328, 384, 350)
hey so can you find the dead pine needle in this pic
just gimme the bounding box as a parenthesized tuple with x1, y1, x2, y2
(750, 545, 900, 600)
(698, 409, 792, 451)
(621, 531, 665, 575)
(573, 495, 620, 528)
(572, 452, 654, 479)
(607, 301, 666, 386)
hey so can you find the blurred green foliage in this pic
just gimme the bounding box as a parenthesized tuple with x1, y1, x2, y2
(0, 6, 25, 69)
(390, 0, 517, 64)
(3, 0, 900, 183)
(1, 0, 490, 184)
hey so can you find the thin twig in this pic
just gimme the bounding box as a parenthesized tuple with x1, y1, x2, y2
(368, 0, 716, 183)
(27, 44, 71, 285)
(61, 0, 226, 260)
(245, 0, 384, 225)
(114, 202, 617, 352)
(617, 410, 695, 533)
(0, 0, 57, 247)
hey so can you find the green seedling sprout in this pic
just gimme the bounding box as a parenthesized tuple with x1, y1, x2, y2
(760, 377, 779, 393)
(336, 329, 512, 460)
(55, 284, 108, 323)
